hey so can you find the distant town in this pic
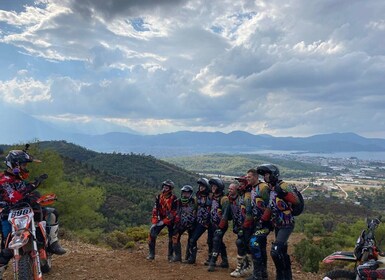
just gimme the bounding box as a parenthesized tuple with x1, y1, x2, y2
(272, 153, 385, 205)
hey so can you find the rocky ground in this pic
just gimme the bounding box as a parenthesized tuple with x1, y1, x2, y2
(3, 232, 323, 280)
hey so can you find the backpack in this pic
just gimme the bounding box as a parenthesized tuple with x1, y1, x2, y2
(290, 185, 305, 216)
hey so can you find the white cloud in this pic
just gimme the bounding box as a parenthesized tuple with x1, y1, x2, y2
(0, 0, 384, 138)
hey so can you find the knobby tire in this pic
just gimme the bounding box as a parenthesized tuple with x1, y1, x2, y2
(17, 254, 34, 280)
(324, 269, 356, 280)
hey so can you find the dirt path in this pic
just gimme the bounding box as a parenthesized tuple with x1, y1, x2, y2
(3, 232, 322, 279)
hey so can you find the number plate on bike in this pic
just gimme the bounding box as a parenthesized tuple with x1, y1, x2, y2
(10, 207, 32, 218)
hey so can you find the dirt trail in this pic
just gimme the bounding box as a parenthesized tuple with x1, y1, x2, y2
(3, 232, 322, 280)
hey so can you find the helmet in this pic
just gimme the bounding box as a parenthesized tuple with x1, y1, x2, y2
(209, 178, 225, 194)
(5, 149, 37, 179)
(256, 164, 280, 184)
(234, 176, 248, 192)
(162, 179, 175, 189)
(197, 177, 210, 195)
(181, 185, 193, 203)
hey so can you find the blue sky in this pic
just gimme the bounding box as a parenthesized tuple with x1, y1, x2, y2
(0, 0, 384, 138)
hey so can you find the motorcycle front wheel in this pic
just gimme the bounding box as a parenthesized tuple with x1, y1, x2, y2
(17, 254, 34, 280)
(41, 253, 53, 273)
(323, 269, 356, 280)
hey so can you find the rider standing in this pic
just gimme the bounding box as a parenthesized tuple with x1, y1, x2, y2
(247, 168, 271, 280)
(147, 179, 178, 261)
(170, 185, 197, 262)
(257, 164, 301, 280)
(207, 178, 231, 272)
(229, 176, 254, 278)
(186, 178, 212, 265)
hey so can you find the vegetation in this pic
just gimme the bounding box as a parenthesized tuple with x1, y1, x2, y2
(2, 140, 385, 274)
(165, 153, 332, 177)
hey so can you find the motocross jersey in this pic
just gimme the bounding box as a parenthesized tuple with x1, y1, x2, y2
(174, 197, 197, 230)
(0, 171, 36, 204)
(228, 193, 244, 233)
(210, 193, 230, 230)
(261, 181, 301, 228)
(251, 182, 270, 220)
(195, 191, 211, 228)
(151, 192, 178, 225)
(242, 190, 254, 229)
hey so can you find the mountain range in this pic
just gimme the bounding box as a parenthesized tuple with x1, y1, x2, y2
(2, 104, 385, 157)
(2, 122, 385, 158)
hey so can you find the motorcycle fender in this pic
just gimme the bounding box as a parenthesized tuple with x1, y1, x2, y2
(323, 251, 356, 263)
(38, 221, 48, 246)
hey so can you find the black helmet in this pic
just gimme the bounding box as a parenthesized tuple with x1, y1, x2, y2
(5, 149, 38, 179)
(197, 177, 210, 195)
(209, 178, 225, 194)
(181, 184, 193, 193)
(162, 179, 175, 189)
(257, 164, 280, 183)
(181, 185, 193, 203)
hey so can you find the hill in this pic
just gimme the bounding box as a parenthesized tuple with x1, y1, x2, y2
(0, 141, 199, 229)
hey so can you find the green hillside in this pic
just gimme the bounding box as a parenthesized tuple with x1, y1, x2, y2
(164, 153, 332, 177)
(0, 141, 198, 232)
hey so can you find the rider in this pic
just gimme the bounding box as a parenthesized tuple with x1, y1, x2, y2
(0, 149, 66, 267)
(170, 185, 197, 262)
(257, 164, 301, 280)
(229, 176, 254, 278)
(247, 168, 271, 280)
(147, 179, 178, 261)
(207, 178, 231, 272)
(186, 178, 211, 265)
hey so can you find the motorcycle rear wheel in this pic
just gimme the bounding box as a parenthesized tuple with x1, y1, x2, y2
(323, 269, 356, 280)
(18, 254, 34, 280)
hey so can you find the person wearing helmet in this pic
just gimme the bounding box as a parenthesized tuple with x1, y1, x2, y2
(246, 168, 271, 280)
(170, 185, 197, 262)
(0, 149, 66, 270)
(147, 179, 178, 261)
(229, 176, 254, 278)
(186, 177, 212, 265)
(257, 164, 301, 280)
(207, 177, 231, 272)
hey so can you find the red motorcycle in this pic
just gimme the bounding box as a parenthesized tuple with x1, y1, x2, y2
(3, 187, 57, 280)
(322, 217, 385, 280)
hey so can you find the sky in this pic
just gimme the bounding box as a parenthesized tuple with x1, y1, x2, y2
(0, 0, 384, 138)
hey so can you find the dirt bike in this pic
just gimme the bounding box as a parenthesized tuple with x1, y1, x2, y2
(4, 189, 57, 280)
(322, 217, 385, 280)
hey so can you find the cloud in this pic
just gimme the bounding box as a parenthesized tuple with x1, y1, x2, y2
(0, 0, 384, 138)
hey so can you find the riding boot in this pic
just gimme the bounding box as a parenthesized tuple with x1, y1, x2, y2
(283, 254, 292, 280)
(230, 255, 245, 277)
(204, 247, 213, 266)
(171, 243, 182, 262)
(168, 240, 174, 261)
(146, 240, 156, 260)
(187, 246, 198, 264)
(246, 260, 266, 280)
(208, 252, 218, 272)
(219, 245, 229, 268)
(243, 254, 254, 276)
(47, 224, 66, 255)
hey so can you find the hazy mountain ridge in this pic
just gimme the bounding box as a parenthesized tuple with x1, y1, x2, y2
(1, 108, 385, 157)
(69, 131, 385, 157)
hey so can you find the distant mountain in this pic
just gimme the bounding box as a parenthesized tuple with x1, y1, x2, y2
(1, 105, 385, 157)
(66, 131, 385, 157)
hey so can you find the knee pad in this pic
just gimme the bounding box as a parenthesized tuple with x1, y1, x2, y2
(249, 235, 266, 259)
(213, 232, 222, 249)
(270, 242, 287, 269)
